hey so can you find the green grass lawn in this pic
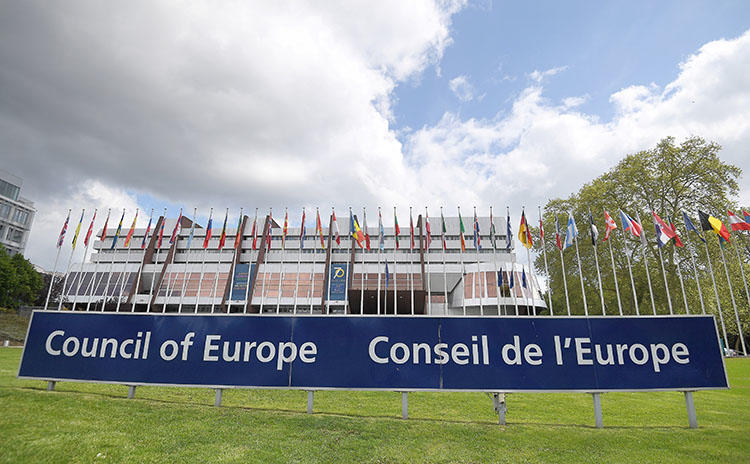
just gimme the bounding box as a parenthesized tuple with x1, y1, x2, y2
(0, 348, 748, 463)
(0, 312, 30, 343)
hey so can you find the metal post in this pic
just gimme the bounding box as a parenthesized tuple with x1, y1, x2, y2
(592, 393, 603, 429)
(401, 392, 408, 419)
(3, 340, 8, 347)
(684, 391, 698, 429)
(307, 390, 314, 414)
(214, 388, 223, 407)
(491, 393, 506, 425)
(127, 385, 136, 399)
(47, 381, 56, 391)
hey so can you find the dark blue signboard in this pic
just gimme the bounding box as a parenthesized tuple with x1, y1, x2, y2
(227, 264, 255, 301)
(328, 263, 348, 301)
(18, 312, 727, 391)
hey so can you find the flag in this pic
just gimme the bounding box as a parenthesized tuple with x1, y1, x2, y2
(169, 209, 182, 244)
(99, 210, 110, 242)
(266, 211, 273, 250)
(350, 214, 364, 248)
(698, 210, 730, 241)
(743, 210, 750, 224)
(385, 261, 390, 289)
(409, 211, 415, 250)
(251, 213, 258, 250)
(669, 220, 684, 247)
(157, 211, 166, 248)
(316, 209, 325, 249)
(506, 211, 512, 250)
(555, 215, 562, 250)
(603, 210, 617, 241)
(509, 269, 514, 289)
(141, 211, 153, 249)
(378, 210, 385, 251)
(682, 211, 706, 243)
(654, 221, 670, 248)
(619, 210, 642, 237)
(727, 210, 750, 232)
(235, 209, 244, 249)
(363, 210, 370, 250)
(497, 270, 505, 287)
(299, 209, 306, 250)
(458, 210, 466, 252)
(424, 210, 432, 248)
(332, 209, 341, 246)
(489, 209, 497, 250)
(57, 211, 70, 248)
(652, 212, 676, 241)
(110, 210, 124, 250)
(218, 210, 228, 249)
(589, 213, 599, 246)
(518, 211, 532, 249)
(441, 211, 447, 250)
(84, 209, 97, 247)
(202, 212, 213, 249)
(124, 209, 138, 248)
(394, 210, 400, 250)
(185, 210, 196, 249)
(71, 209, 84, 250)
(521, 269, 527, 288)
(473, 210, 481, 250)
(564, 213, 577, 249)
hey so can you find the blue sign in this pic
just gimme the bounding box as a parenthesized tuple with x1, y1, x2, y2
(18, 313, 727, 391)
(328, 263, 348, 301)
(227, 264, 255, 301)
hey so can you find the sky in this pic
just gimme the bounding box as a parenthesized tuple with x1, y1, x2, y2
(1, 0, 750, 270)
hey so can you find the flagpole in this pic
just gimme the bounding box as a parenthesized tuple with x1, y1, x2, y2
(310, 208, 318, 314)
(521, 207, 536, 316)
(84, 238, 100, 312)
(509, 263, 519, 316)
(703, 238, 729, 349)
(424, 207, 431, 315)
(731, 234, 750, 339)
(58, 209, 82, 311)
(393, 206, 398, 315)
(588, 210, 606, 315)
(178, 208, 197, 313)
(538, 206, 553, 315)
(571, 213, 588, 316)
(490, 207, 502, 315)
(605, 222, 623, 316)
(46, 210, 70, 310)
(100, 209, 124, 312)
(131, 209, 153, 312)
(683, 219, 706, 314)
(636, 213, 657, 315)
(458, 206, 466, 316)
(72, 209, 95, 311)
(618, 212, 640, 315)
(117, 208, 138, 312)
(194, 208, 211, 312)
(87, 209, 110, 312)
(293, 208, 303, 314)
(377, 207, 382, 315)
(669, 216, 689, 314)
(441, 206, 448, 315)
(358, 208, 365, 313)
(408, 207, 415, 315)
(227, 208, 243, 313)
(654, 215, 674, 315)
(509, 207, 519, 316)
(474, 206, 484, 315)
(210, 208, 228, 314)
(719, 239, 746, 355)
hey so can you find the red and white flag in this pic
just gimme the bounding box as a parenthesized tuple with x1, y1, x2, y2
(728, 210, 750, 232)
(603, 210, 617, 241)
(332, 209, 341, 246)
(84, 209, 97, 247)
(652, 211, 676, 240)
(57, 210, 71, 248)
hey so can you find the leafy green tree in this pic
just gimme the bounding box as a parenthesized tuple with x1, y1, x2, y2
(536, 136, 749, 349)
(0, 245, 45, 309)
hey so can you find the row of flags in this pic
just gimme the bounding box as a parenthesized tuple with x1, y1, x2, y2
(54, 206, 750, 255)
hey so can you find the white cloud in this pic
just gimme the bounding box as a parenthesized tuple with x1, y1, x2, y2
(528, 66, 568, 83)
(449, 75, 476, 102)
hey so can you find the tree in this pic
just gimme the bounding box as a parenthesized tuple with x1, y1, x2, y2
(536, 136, 748, 348)
(0, 245, 44, 309)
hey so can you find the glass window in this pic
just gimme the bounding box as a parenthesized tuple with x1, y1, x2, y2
(12, 209, 29, 225)
(0, 179, 20, 201)
(0, 202, 10, 218)
(7, 227, 23, 243)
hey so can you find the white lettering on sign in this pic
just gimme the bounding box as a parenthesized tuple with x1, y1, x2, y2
(367, 335, 491, 365)
(44, 330, 151, 360)
(201, 336, 317, 370)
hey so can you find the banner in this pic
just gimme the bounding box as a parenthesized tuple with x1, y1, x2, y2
(328, 263, 348, 301)
(19, 312, 727, 391)
(227, 264, 254, 301)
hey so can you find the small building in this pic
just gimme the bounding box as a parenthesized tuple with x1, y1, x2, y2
(0, 169, 35, 256)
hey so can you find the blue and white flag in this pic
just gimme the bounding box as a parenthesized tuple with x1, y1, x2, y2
(506, 211, 512, 250)
(384, 261, 390, 288)
(564, 213, 578, 249)
(378, 210, 385, 251)
(509, 269, 515, 289)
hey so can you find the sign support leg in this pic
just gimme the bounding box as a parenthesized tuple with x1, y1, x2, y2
(401, 392, 408, 419)
(307, 390, 314, 414)
(214, 388, 223, 407)
(127, 385, 136, 399)
(684, 391, 697, 429)
(592, 393, 603, 428)
(491, 393, 506, 425)
(47, 381, 56, 391)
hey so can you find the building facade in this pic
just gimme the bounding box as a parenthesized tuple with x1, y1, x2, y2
(60, 212, 546, 315)
(0, 169, 35, 256)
